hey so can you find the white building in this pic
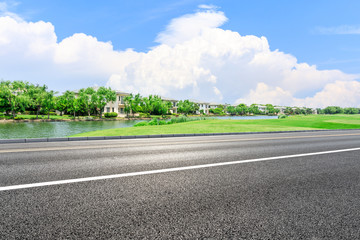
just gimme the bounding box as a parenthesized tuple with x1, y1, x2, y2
(103, 91, 130, 117)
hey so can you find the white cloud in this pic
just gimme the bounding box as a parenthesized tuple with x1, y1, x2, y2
(213, 86, 223, 100)
(155, 8, 227, 46)
(237, 81, 360, 108)
(198, 4, 219, 10)
(317, 25, 360, 35)
(0, 6, 359, 107)
(0, 1, 22, 21)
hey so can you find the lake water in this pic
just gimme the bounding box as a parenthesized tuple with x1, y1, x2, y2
(0, 116, 277, 139)
(0, 120, 140, 139)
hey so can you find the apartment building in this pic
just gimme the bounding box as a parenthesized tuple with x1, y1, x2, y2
(190, 99, 210, 114)
(104, 91, 130, 117)
(162, 97, 178, 114)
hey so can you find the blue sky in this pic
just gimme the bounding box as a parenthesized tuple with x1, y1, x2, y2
(13, 0, 360, 73)
(1, 0, 360, 107)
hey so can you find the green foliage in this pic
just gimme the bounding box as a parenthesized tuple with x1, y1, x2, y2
(87, 87, 116, 118)
(234, 104, 248, 115)
(177, 100, 199, 115)
(134, 116, 206, 127)
(0, 80, 31, 117)
(324, 106, 343, 114)
(139, 112, 150, 118)
(344, 108, 359, 114)
(226, 106, 236, 115)
(248, 104, 261, 115)
(104, 112, 118, 118)
(278, 114, 287, 119)
(148, 118, 158, 125)
(134, 121, 149, 127)
(210, 107, 224, 115)
(14, 116, 25, 120)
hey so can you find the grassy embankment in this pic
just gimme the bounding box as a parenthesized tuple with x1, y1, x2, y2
(70, 114, 360, 137)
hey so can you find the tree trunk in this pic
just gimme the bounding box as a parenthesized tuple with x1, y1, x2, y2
(12, 110, 16, 118)
(74, 111, 76, 118)
(36, 108, 40, 119)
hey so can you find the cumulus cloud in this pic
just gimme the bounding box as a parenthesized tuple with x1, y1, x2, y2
(0, 5, 359, 107)
(155, 8, 227, 46)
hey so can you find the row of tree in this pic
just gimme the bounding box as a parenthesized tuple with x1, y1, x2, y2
(318, 106, 360, 114)
(123, 95, 203, 116)
(1, 80, 359, 118)
(0, 80, 116, 118)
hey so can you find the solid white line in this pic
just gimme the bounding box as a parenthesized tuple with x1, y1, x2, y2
(1, 147, 360, 192)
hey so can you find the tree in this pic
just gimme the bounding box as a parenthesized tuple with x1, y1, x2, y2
(236, 104, 248, 115)
(226, 106, 236, 115)
(55, 94, 67, 116)
(132, 93, 143, 117)
(141, 95, 155, 115)
(344, 107, 359, 114)
(284, 107, 293, 115)
(92, 87, 116, 118)
(28, 84, 47, 119)
(0, 80, 30, 118)
(248, 104, 260, 115)
(124, 93, 134, 118)
(324, 106, 343, 114)
(78, 87, 96, 116)
(265, 104, 275, 115)
(177, 100, 198, 115)
(43, 90, 56, 119)
(62, 91, 77, 118)
(210, 107, 224, 115)
(305, 108, 313, 115)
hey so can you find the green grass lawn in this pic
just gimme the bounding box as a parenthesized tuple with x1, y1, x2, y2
(70, 114, 360, 137)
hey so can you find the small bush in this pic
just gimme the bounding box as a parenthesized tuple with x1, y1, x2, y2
(278, 114, 287, 119)
(134, 121, 149, 127)
(14, 116, 25, 120)
(158, 120, 167, 125)
(148, 119, 158, 125)
(104, 112, 118, 118)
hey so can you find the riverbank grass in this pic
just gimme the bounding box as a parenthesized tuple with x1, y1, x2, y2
(69, 114, 360, 137)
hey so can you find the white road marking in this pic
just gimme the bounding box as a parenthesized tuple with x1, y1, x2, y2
(1, 147, 360, 192)
(1, 132, 360, 153)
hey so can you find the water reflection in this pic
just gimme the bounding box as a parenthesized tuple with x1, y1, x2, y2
(0, 120, 140, 139)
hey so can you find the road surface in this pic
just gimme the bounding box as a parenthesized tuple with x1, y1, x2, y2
(1, 130, 360, 239)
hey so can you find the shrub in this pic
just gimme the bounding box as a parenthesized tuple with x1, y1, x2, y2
(278, 114, 287, 119)
(14, 116, 25, 120)
(134, 121, 149, 127)
(158, 120, 167, 125)
(104, 112, 118, 118)
(148, 119, 158, 125)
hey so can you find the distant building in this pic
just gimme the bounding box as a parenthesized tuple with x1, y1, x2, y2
(190, 99, 210, 114)
(162, 97, 178, 114)
(105, 91, 130, 117)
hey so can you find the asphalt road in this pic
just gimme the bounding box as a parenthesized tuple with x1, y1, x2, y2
(1, 130, 360, 239)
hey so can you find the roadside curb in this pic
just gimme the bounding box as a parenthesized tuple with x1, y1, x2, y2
(1, 128, 360, 144)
